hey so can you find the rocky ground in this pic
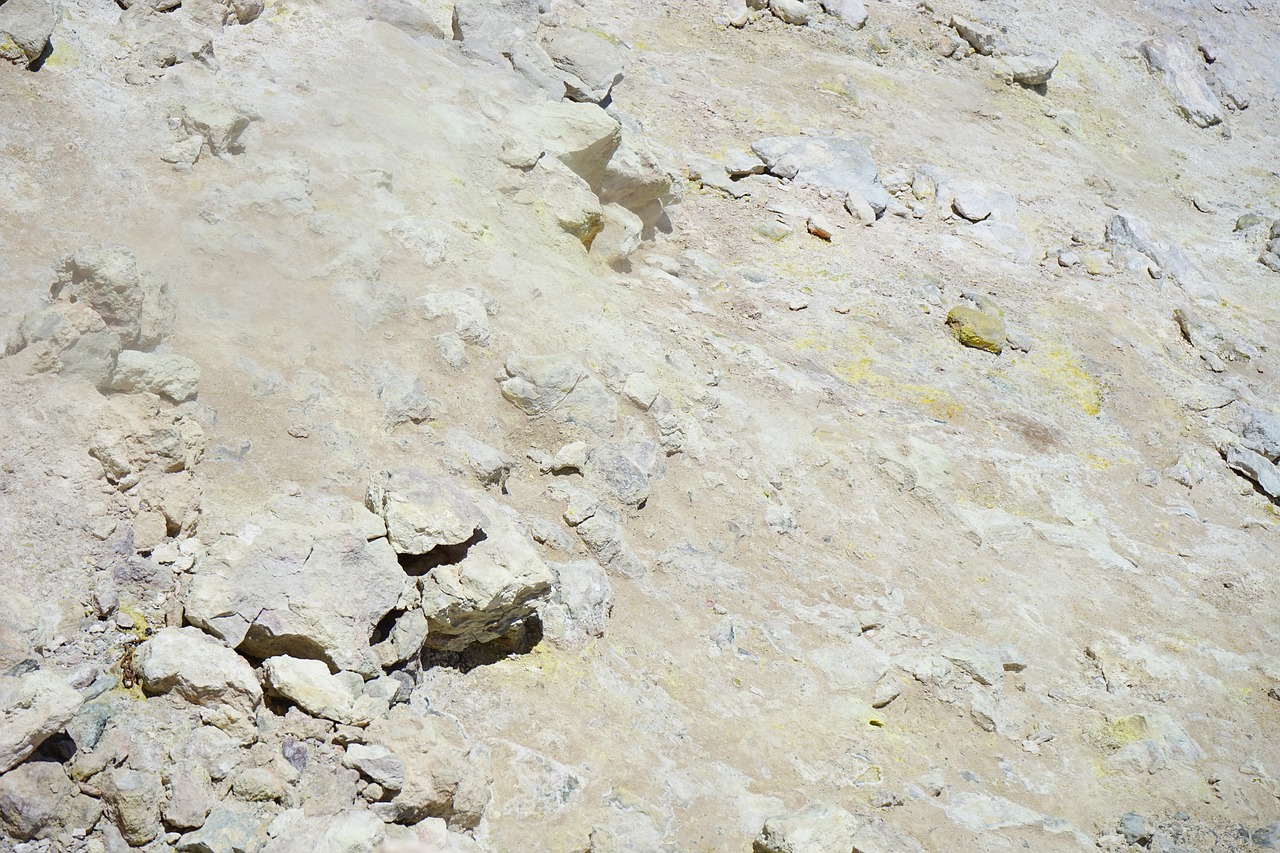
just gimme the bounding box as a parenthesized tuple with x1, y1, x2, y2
(1, 0, 1279, 850)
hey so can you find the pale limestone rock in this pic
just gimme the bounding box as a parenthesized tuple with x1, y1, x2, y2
(0, 0, 55, 67)
(102, 769, 164, 847)
(50, 244, 176, 351)
(0, 671, 83, 774)
(109, 350, 200, 402)
(754, 802, 859, 853)
(184, 501, 405, 677)
(263, 656, 362, 725)
(343, 743, 405, 791)
(1140, 36, 1224, 128)
(0, 761, 74, 841)
(367, 706, 492, 830)
(182, 101, 256, 157)
(589, 203, 643, 267)
(134, 627, 262, 719)
(504, 101, 621, 192)
(544, 27, 624, 104)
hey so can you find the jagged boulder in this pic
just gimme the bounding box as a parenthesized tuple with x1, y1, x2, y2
(1139, 36, 1224, 128)
(184, 499, 405, 677)
(50, 245, 176, 351)
(0, 0, 56, 68)
(133, 627, 262, 723)
(452, 0, 541, 63)
(0, 671, 83, 774)
(366, 470, 553, 652)
(366, 706, 492, 830)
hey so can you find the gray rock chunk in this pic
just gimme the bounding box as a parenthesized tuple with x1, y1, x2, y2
(0, 671, 83, 773)
(263, 656, 364, 725)
(751, 136, 888, 215)
(182, 101, 256, 158)
(951, 186, 992, 222)
(184, 501, 405, 677)
(585, 443, 650, 508)
(367, 705, 492, 830)
(176, 803, 269, 853)
(0, 0, 55, 67)
(540, 560, 613, 649)
(1139, 36, 1224, 128)
(366, 470, 485, 556)
(600, 120, 679, 229)
(163, 763, 214, 831)
(451, 0, 539, 62)
(444, 430, 514, 490)
(1200, 42, 1248, 110)
(260, 810, 388, 853)
(134, 627, 262, 720)
(0, 761, 73, 841)
(418, 494, 554, 652)
(769, 0, 810, 25)
(498, 354, 618, 436)
(367, 470, 553, 652)
(367, 0, 447, 38)
(950, 15, 996, 55)
(754, 802, 859, 853)
(819, 0, 866, 28)
(503, 101, 621, 192)
(109, 350, 201, 402)
(343, 743, 405, 791)
(1107, 213, 1215, 299)
(50, 245, 176, 350)
(1223, 443, 1280, 501)
(998, 50, 1057, 86)
(575, 514, 644, 578)
(102, 768, 164, 847)
(1240, 406, 1280, 461)
(544, 27, 624, 104)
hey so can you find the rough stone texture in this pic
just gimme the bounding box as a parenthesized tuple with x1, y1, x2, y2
(1223, 443, 1280, 501)
(184, 501, 405, 677)
(544, 27, 624, 104)
(951, 15, 996, 55)
(1139, 36, 1225, 127)
(754, 802, 860, 853)
(751, 137, 889, 214)
(503, 101, 622, 192)
(108, 350, 201, 402)
(102, 769, 164, 847)
(262, 656, 363, 724)
(769, 0, 810, 26)
(819, 0, 867, 28)
(0, 0, 55, 67)
(163, 763, 214, 831)
(182, 101, 255, 157)
(134, 627, 262, 721)
(49, 245, 176, 351)
(451, 0, 540, 62)
(998, 51, 1057, 86)
(343, 743, 406, 791)
(497, 354, 618, 436)
(1106, 212, 1215, 299)
(0, 761, 73, 841)
(0, 671, 83, 774)
(366, 470, 485, 556)
(366, 706, 492, 830)
(366, 469, 554, 651)
(539, 560, 613, 649)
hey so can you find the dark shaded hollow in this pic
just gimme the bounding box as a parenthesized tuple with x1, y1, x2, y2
(420, 616, 543, 674)
(397, 528, 487, 576)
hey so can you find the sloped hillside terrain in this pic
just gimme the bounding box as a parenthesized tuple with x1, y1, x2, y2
(1, 0, 1279, 850)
